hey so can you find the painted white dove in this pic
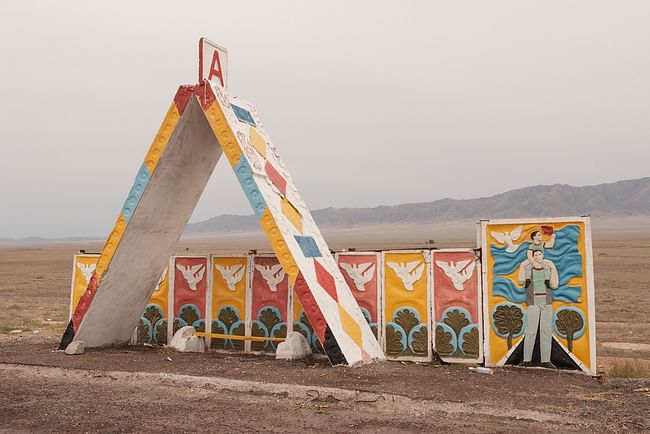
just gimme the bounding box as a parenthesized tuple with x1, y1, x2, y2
(435, 259, 476, 291)
(490, 225, 524, 253)
(339, 262, 376, 292)
(387, 261, 424, 291)
(176, 264, 206, 291)
(215, 264, 245, 291)
(254, 264, 285, 292)
(76, 263, 96, 283)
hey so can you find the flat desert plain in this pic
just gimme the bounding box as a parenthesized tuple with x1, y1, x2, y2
(0, 218, 649, 433)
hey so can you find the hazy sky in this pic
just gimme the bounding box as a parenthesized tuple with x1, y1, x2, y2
(1, 1, 649, 238)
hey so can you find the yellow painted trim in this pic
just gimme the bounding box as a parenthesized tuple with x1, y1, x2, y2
(338, 304, 363, 349)
(195, 332, 285, 342)
(281, 198, 303, 233)
(259, 208, 300, 285)
(144, 103, 181, 173)
(248, 127, 267, 158)
(203, 102, 242, 167)
(95, 215, 127, 279)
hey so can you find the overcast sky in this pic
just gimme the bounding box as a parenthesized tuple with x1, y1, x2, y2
(1, 1, 649, 238)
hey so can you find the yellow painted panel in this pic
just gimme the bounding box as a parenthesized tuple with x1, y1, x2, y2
(384, 252, 429, 323)
(248, 127, 268, 158)
(95, 215, 127, 279)
(259, 208, 299, 285)
(383, 251, 429, 358)
(211, 256, 248, 323)
(148, 265, 170, 317)
(338, 304, 363, 349)
(485, 221, 591, 369)
(145, 103, 181, 173)
(281, 198, 303, 233)
(71, 255, 99, 314)
(203, 102, 242, 167)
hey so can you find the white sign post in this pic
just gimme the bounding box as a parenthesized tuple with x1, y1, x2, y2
(199, 37, 228, 88)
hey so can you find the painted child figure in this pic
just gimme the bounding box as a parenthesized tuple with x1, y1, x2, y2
(526, 227, 556, 263)
(518, 249, 559, 368)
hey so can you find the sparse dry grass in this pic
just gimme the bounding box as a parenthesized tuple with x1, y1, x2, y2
(607, 359, 650, 378)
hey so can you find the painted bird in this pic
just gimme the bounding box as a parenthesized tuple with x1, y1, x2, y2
(76, 263, 96, 283)
(435, 259, 476, 291)
(490, 225, 524, 253)
(339, 262, 375, 292)
(215, 264, 245, 291)
(387, 261, 424, 291)
(254, 264, 285, 292)
(176, 264, 206, 291)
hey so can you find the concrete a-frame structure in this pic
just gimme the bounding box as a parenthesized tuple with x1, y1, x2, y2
(59, 39, 385, 366)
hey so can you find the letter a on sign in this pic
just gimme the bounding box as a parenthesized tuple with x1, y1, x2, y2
(199, 37, 228, 88)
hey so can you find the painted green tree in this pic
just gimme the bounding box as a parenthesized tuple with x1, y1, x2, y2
(555, 308, 584, 352)
(493, 304, 524, 349)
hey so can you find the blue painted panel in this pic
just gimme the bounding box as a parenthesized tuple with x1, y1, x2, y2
(231, 104, 256, 126)
(234, 156, 266, 218)
(121, 163, 151, 223)
(294, 235, 322, 257)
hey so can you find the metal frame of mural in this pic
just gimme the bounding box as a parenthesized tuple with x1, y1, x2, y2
(479, 217, 596, 375)
(169, 255, 211, 349)
(335, 251, 383, 348)
(208, 253, 251, 353)
(431, 249, 483, 364)
(381, 250, 432, 362)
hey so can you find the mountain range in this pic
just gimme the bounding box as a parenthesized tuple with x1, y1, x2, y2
(185, 177, 650, 234)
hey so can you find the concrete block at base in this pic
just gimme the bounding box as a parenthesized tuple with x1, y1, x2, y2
(65, 341, 85, 355)
(168, 326, 205, 353)
(276, 332, 312, 361)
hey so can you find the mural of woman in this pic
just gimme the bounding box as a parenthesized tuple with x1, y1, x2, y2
(518, 249, 558, 368)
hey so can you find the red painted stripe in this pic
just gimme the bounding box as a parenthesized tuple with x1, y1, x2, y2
(264, 161, 287, 195)
(293, 272, 327, 343)
(174, 85, 194, 115)
(71, 273, 99, 331)
(192, 81, 216, 111)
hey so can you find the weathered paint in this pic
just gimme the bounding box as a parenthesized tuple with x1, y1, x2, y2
(68, 97, 223, 348)
(69, 254, 100, 317)
(336, 252, 381, 343)
(210, 255, 249, 352)
(172, 255, 209, 339)
(60, 40, 384, 366)
(251, 255, 289, 352)
(480, 217, 596, 375)
(431, 249, 482, 363)
(134, 262, 171, 345)
(382, 250, 431, 361)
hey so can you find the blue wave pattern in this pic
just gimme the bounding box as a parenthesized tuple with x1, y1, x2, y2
(492, 225, 583, 303)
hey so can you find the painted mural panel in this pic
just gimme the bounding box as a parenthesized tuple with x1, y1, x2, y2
(210, 255, 249, 352)
(135, 263, 171, 345)
(480, 218, 596, 374)
(432, 250, 482, 363)
(172, 256, 209, 339)
(251, 255, 289, 352)
(336, 253, 381, 340)
(382, 250, 431, 361)
(70, 254, 100, 317)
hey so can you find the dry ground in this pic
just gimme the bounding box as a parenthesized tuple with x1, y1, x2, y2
(0, 220, 649, 432)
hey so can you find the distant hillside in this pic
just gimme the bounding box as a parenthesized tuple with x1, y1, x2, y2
(185, 177, 650, 234)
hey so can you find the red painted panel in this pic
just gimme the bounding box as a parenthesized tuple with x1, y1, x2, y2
(251, 256, 289, 323)
(337, 254, 378, 323)
(293, 272, 327, 343)
(264, 161, 287, 195)
(173, 256, 208, 321)
(433, 251, 479, 321)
